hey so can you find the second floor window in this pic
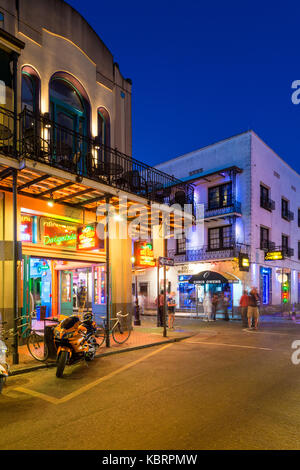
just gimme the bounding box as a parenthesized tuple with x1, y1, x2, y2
(282, 235, 289, 250)
(208, 182, 232, 210)
(260, 226, 270, 250)
(208, 225, 233, 250)
(176, 236, 186, 254)
(282, 198, 290, 220)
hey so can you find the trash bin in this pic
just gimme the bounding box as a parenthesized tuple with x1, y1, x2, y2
(44, 325, 57, 360)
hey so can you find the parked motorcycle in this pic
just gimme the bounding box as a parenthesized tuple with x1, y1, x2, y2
(54, 314, 98, 378)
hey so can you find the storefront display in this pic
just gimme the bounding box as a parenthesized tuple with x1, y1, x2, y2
(260, 267, 272, 305)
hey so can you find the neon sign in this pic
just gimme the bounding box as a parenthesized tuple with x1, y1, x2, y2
(42, 219, 77, 250)
(265, 251, 284, 261)
(21, 215, 33, 242)
(77, 223, 104, 251)
(134, 242, 156, 267)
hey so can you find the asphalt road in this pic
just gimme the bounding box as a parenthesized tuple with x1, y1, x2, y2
(1, 319, 300, 450)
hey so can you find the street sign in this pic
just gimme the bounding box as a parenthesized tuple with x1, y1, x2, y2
(158, 256, 174, 266)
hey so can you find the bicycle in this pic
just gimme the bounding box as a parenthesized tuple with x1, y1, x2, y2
(7, 312, 49, 362)
(96, 311, 131, 346)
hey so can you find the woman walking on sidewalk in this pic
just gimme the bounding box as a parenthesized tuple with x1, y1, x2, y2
(167, 292, 176, 329)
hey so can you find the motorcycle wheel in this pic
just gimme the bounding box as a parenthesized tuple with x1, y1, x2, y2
(56, 351, 69, 378)
(0, 376, 5, 393)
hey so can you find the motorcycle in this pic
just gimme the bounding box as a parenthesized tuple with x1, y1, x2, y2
(0, 339, 9, 394)
(54, 314, 99, 378)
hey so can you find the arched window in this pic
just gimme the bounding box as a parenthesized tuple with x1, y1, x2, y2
(98, 107, 110, 148)
(96, 107, 110, 164)
(49, 73, 90, 170)
(21, 67, 40, 114)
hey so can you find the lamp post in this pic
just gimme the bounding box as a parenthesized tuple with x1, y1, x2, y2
(132, 257, 141, 326)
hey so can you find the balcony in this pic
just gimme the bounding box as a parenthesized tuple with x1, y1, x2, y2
(282, 209, 294, 222)
(168, 242, 249, 263)
(260, 197, 275, 211)
(281, 246, 294, 258)
(0, 106, 194, 208)
(204, 200, 241, 219)
(260, 240, 276, 251)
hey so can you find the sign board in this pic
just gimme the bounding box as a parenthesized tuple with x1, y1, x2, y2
(77, 223, 104, 251)
(134, 241, 156, 268)
(20, 215, 33, 242)
(265, 250, 284, 261)
(41, 218, 77, 250)
(239, 253, 250, 271)
(159, 256, 174, 266)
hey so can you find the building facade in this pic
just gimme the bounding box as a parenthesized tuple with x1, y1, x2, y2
(0, 0, 193, 362)
(136, 131, 300, 314)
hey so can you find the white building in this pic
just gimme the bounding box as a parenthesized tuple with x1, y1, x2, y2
(136, 131, 300, 315)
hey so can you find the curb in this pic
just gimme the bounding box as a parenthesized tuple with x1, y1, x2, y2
(9, 334, 193, 376)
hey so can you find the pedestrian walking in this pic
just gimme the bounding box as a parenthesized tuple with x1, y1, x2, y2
(167, 292, 176, 329)
(247, 287, 260, 329)
(203, 292, 213, 321)
(239, 289, 249, 327)
(212, 293, 219, 321)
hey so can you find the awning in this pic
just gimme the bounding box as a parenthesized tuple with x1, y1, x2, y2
(188, 270, 239, 285)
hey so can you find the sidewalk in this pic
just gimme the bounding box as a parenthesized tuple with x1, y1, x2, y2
(8, 316, 197, 375)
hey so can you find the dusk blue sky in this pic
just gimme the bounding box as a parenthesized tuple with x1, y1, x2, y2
(67, 0, 300, 174)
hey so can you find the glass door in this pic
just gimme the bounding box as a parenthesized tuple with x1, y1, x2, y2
(92, 266, 106, 319)
(60, 270, 73, 316)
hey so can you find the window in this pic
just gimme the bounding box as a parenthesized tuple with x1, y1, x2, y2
(21, 68, 40, 130)
(282, 235, 289, 251)
(176, 236, 186, 254)
(281, 198, 293, 221)
(260, 226, 270, 250)
(0, 12, 4, 29)
(208, 225, 233, 250)
(208, 182, 232, 210)
(260, 185, 274, 210)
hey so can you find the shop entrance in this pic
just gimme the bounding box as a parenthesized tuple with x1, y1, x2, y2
(22, 256, 106, 320)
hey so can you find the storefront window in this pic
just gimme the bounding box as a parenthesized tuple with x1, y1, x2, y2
(94, 266, 106, 305)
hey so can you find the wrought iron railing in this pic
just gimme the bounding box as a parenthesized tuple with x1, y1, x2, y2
(204, 200, 241, 218)
(168, 242, 250, 262)
(260, 197, 275, 211)
(282, 209, 294, 222)
(0, 106, 194, 208)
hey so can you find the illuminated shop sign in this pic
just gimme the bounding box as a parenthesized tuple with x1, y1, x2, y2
(21, 215, 33, 242)
(239, 253, 250, 271)
(77, 223, 104, 251)
(41, 218, 77, 250)
(282, 281, 290, 304)
(265, 251, 284, 261)
(134, 242, 156, 267)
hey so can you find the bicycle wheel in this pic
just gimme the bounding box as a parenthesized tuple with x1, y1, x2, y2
(95, 327, 106, 347)
(27, 332, 48, 362)
(112, 322, 131, 344)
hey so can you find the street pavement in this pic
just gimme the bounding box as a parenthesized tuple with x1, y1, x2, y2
(1, 317, 300, 450)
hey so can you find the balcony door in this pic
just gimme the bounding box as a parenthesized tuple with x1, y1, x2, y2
(50, 77, 87, 170)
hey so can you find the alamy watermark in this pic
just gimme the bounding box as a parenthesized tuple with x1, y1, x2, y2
(95, 196, 204, 243)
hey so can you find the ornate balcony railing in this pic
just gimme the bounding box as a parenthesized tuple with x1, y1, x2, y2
(281, 246, 294, 258)
(260, 240, 276, 251)
(204, 200, 241, 218)
(260, 197, 275, 211)
(0, 106, 194, 208)
(168, 242, 250, 263)
(282, 209, 294, 222)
